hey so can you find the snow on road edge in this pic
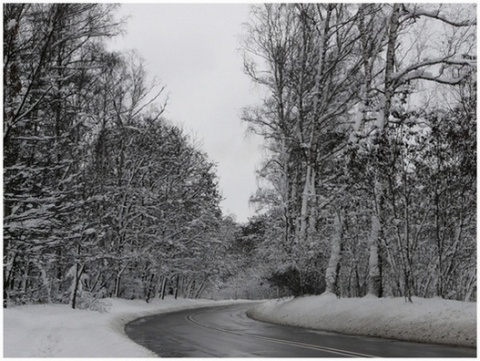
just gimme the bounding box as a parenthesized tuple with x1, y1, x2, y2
(4, 294, 475, 357)
(3, 297, 255, 357)
(246, 293, 476, 348)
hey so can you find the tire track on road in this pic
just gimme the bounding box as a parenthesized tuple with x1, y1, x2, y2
(186, 312, 375, 357)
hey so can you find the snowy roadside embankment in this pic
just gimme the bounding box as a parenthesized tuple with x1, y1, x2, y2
(247, 294, 476, 348)
(4, 297, 254, 357)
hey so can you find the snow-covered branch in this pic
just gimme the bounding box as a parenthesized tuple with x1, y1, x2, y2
(404, 6, 477, 27)
(403, 71, 466, 85)
(391, 56, 475, 86)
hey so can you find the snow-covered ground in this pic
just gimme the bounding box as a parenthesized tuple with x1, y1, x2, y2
(247, 293, 476, 348)
(3, 297, 253, 357)
(4, 294, 476, 357)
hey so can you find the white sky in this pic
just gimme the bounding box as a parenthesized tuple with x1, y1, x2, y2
(109, 4, 265, 223)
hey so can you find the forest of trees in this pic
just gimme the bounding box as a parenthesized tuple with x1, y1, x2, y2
(3, 4, 246, 309)
(240, 3, 476, 302)
(3, 3, 476, 309)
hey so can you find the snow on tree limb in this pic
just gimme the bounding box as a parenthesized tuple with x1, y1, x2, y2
(403, 72, 466, 85)
(404, 5, 477, 27)
(391, 56, 476, 85)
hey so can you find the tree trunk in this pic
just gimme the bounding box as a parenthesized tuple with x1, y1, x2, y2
(70, 263, 85, 309)
(33, 260, 53, 304)
(160, 276, 168, 300)
(298, 164, 313, 246)
(154, 275, 161, 300)
(188, 279, 196, 299)
(89, 271, 102, 293)
(114, 264, 128, 298)
(21, 261, 30, 296)
(367, 212, 382, 297)
(174, 274, 180, 299)
(145, 274, 155, 303)
(325, 212, 343, 295)
(366, 4, 402, 299)
(3, 251, 18, 307)
(464, 270, 476, 302)
(194, 276, 208, 299)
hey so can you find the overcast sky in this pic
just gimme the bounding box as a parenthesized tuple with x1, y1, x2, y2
(109, 4, 265, 223)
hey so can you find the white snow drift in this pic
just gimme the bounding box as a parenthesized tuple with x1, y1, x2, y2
(4, 294, 475, 357)
(247, 293, 476, 348)
(3, 297, 252, 357)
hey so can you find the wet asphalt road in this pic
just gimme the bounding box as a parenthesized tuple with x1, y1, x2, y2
(124, 303, 476, 357)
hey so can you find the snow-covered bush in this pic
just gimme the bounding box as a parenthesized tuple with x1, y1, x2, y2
(75, 292, 112, 313)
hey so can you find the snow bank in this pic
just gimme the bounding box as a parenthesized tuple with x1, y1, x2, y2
(247, 294, 476, 347)
(3, 297, 252, 357)
(5, 294, 475, 356)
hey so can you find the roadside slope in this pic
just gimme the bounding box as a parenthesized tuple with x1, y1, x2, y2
(4, 297, 253, 357)
(247, 294, 476, 348)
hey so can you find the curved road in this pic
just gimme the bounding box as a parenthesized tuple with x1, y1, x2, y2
(125, 303, 475, 357)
